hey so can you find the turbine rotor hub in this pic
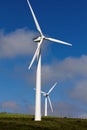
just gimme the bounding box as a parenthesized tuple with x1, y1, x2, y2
(43, 93, 48, 97)
(33, 36, 41, 42)
(33, 35, 45, 42)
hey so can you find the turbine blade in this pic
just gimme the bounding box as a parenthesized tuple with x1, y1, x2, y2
(27, 0, 43, 36)
(28, 39, 43, 69)
(48, 96, 53, 112)
(34, 88, 45, 95)
(28, 46, 39, 69)
(34, 88, 36, 91)
(45, 37, 72, 46)
(41, 91, 46, 95)
(48, 82, 57, 95)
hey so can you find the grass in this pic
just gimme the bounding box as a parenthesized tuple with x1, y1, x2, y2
(0, 113, 87, 130)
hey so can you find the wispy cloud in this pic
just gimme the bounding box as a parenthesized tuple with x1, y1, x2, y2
(0, 101, 34, 114)
(42, 55, 87, 85)
(48, 101, 87, 118)
(0, 101, 20, 113)
(0, 29, 37, 58)
(70, 80, 87, 104)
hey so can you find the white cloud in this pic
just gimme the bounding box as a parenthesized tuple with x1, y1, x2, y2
(70, 80, 87, 104)
(0, 29, 37, 58)
(42, 55, 87, 85)
(1, 101, 19, 112)
(52, 102, 82, 117)
(0, 101, 35, 114)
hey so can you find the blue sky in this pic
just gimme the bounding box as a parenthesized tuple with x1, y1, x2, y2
(0, 0, 87, 118)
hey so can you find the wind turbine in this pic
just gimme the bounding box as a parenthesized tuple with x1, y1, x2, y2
(26, 0, 72, 121)
(41, 82, 57, 116)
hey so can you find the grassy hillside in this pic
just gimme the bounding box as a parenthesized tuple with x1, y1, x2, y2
(0, 113, 87, 130)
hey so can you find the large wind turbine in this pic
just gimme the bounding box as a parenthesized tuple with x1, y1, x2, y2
(41, 82, 57, 116)
(26, 0, 72, 121)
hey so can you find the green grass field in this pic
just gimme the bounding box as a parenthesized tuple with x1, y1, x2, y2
(0, 113, 87, 130)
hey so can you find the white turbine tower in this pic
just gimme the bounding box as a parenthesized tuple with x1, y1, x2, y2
(41, 82, 57, 116)
(26, 0, 72, 121)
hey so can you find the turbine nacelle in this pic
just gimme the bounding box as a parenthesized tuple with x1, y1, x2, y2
(43, 93, 48, 97)
(33, 36, 42, 42)
(33, 36, 45, 42)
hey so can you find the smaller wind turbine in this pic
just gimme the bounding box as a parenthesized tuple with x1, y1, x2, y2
(41, 82, 57, 116)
